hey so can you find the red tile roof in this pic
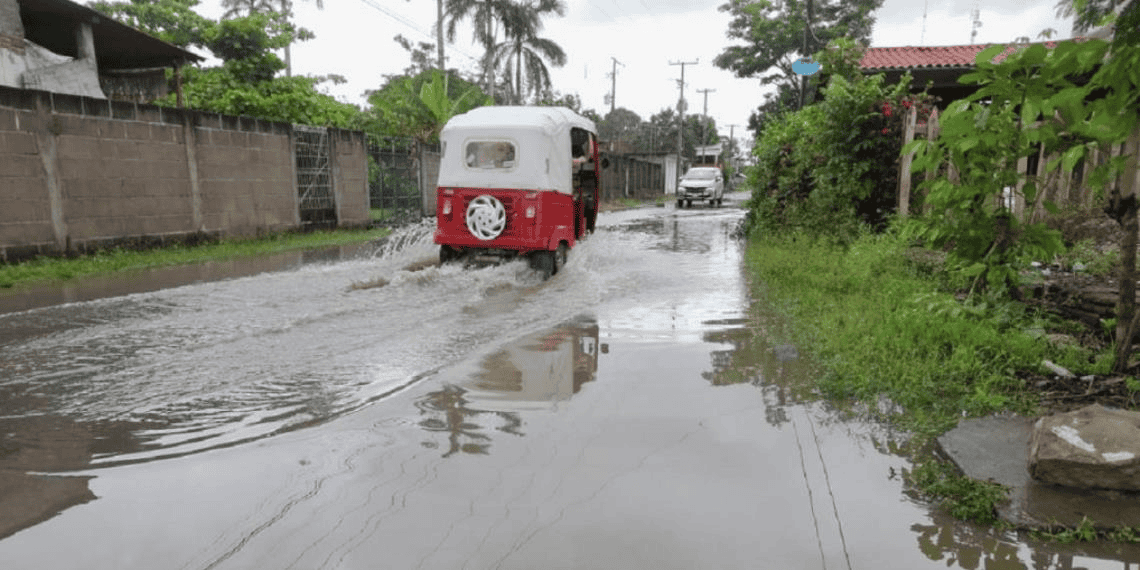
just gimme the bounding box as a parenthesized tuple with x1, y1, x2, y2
(860, 41, 1064, 70)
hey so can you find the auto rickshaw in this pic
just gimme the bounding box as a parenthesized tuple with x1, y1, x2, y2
(434, 106, 604, 277)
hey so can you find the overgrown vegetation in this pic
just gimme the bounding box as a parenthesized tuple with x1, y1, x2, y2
(905, 461, 1009, 525)
(0, 227, 390, 289)
(738, 0, 1140, 530)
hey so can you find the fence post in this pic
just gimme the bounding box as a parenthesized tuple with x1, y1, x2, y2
(924, 107, 940, 214)
(898, 104, 918, 218)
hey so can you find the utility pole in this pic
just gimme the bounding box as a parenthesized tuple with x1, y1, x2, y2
(697, 88, 715, 162)
(725, 124, 740, 187)
(800, 0, 814, 109)
(609, 57, 624, 114)
(670, 59, 698, 192)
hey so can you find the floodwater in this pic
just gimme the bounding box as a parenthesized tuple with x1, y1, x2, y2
(0, 194, 1136, 569)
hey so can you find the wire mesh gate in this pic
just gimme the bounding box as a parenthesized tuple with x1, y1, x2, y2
(294, 125, 337, 228)
(368, 136, 423, 225)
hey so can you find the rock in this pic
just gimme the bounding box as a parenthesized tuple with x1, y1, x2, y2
(1045, 333, 1079, 348)
(1042, 359, 1075, 378)
(1028, 404, 1140, 491)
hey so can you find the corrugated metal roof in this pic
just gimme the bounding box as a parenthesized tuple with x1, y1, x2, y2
(19, 0, 203, 69)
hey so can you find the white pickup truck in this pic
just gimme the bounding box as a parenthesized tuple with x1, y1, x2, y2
(676, 166, 724, 208)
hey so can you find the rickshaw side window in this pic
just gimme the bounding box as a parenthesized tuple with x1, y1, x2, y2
(465, 141, 516, 169)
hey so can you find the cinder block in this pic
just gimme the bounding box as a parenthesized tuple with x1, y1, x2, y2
(0, 131, 37, 154)
(57, 134, 99, 159)
(137, 105, 161, 124)
(0, 108, 15, 131)
(0, 221, 54, 246)
(1, 154, 44, 178)
(98, 120, 126, 139)
(59, 157, 103, 179)
(124, 121, 151, 141)
(0, 176, 47, 203)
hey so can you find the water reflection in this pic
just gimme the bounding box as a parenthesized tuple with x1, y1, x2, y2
(700, 316, 817, 429)
(415, 317, 601, 457)
(0, 242, 379, 316)
(912, 509, 1140, 569)
(612, 217, 713, 254)
(0, 411, 150, 539)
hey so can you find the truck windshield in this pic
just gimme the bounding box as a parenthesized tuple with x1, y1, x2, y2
(684, 169, 717, 180)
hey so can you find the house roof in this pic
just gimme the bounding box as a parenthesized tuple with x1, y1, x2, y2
(19, 0, 203, 70)
(859, 41, 1065, 71)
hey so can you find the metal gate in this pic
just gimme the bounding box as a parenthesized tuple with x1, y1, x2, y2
(368, 136, 423, 225)
(294, 125, 337, 228)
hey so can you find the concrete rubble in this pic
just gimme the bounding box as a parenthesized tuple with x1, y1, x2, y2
(936, 407, 1140, 528)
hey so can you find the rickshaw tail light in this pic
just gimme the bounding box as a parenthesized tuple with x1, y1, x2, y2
(442, 188, 455, 196)
(443, 200, 452, 215)
(525, 206, 536, 219)
(525, 192, 539, 200)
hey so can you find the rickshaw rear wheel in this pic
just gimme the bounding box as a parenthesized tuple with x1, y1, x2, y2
(529, 243, 568, 279)
(439, 245, 461, 265)
(676, 200, 683, 208)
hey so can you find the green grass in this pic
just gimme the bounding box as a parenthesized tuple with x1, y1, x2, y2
(745, 230, 1062, 435)
(0, 226, 392, 289)
(741, 228, 1116, 528)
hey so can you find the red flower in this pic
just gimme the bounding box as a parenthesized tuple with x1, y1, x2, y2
(902, 100, 912, 108)
(881, 128, 889, 134)
(882, 103, 892, 117)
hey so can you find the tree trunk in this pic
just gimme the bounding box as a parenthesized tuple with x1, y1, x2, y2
(515, 46, 521, 105)
(1113, 128, 1140, 373)
(435, 0, 444, 69)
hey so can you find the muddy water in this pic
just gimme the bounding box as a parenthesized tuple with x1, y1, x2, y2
(0, 195, 1136, 568)
(0, 242, 382, 317)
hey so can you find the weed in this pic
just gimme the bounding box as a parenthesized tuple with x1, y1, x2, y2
(906, 460, 1007, 524)
(1032, 517, 1099, 543)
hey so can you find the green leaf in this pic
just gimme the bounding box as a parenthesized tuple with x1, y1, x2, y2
(975, 45, 1005, 67)
(958, 139, 979, 152)
(1020, 44, 1048, 67)
(1044, 200, 1060, 215)
(963, 263, 986, 277)
(1021, 97, 1041, 125)
(1062, 145, 1086, 172)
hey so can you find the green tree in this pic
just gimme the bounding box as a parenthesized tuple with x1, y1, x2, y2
(903, 0, 1139, 362)
(492, 0, 566, 105)
(446, 0, 511, 98)
(598, 107, 640, 143)
(716, 0, 881, 131)
(87, 0, 213, 48)
(363, 69, 491, 142)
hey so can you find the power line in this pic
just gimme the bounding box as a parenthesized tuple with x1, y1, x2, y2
(355, 0, 480, 63)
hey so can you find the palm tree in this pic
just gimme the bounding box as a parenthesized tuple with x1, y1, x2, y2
(492, 0, 566, 105)
(445, 0, 511, 99)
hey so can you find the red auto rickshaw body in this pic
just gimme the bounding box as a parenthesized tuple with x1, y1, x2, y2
(434, 106, 601, 274)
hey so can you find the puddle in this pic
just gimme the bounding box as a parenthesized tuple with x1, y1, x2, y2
(0, 242, 381, 316)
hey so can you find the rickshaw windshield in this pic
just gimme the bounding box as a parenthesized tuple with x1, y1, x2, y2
(465, 141, 517, 169)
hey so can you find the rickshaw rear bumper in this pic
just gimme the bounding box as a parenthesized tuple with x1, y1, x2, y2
(434, 232, 567, 253)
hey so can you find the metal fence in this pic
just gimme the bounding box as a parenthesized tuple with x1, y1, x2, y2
(368, 136, 423, 225)
(294, 124, 337, 227)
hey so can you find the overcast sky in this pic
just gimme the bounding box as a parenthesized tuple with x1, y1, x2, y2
(195, 0, 1074, 141)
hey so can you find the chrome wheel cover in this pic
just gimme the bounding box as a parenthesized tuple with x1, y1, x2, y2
(466, 195, 506, 240)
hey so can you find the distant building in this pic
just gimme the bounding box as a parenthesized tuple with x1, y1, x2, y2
(0, 0, 201, 101)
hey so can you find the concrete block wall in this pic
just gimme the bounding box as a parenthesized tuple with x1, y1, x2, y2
(331, 128, 369, 227)
(0, 86, 370, 262)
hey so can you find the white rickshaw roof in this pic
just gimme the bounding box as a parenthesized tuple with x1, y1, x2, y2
(438, 106, 597, 195)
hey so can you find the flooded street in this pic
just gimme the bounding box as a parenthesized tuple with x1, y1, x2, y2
(1, 194, 1135, 569)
